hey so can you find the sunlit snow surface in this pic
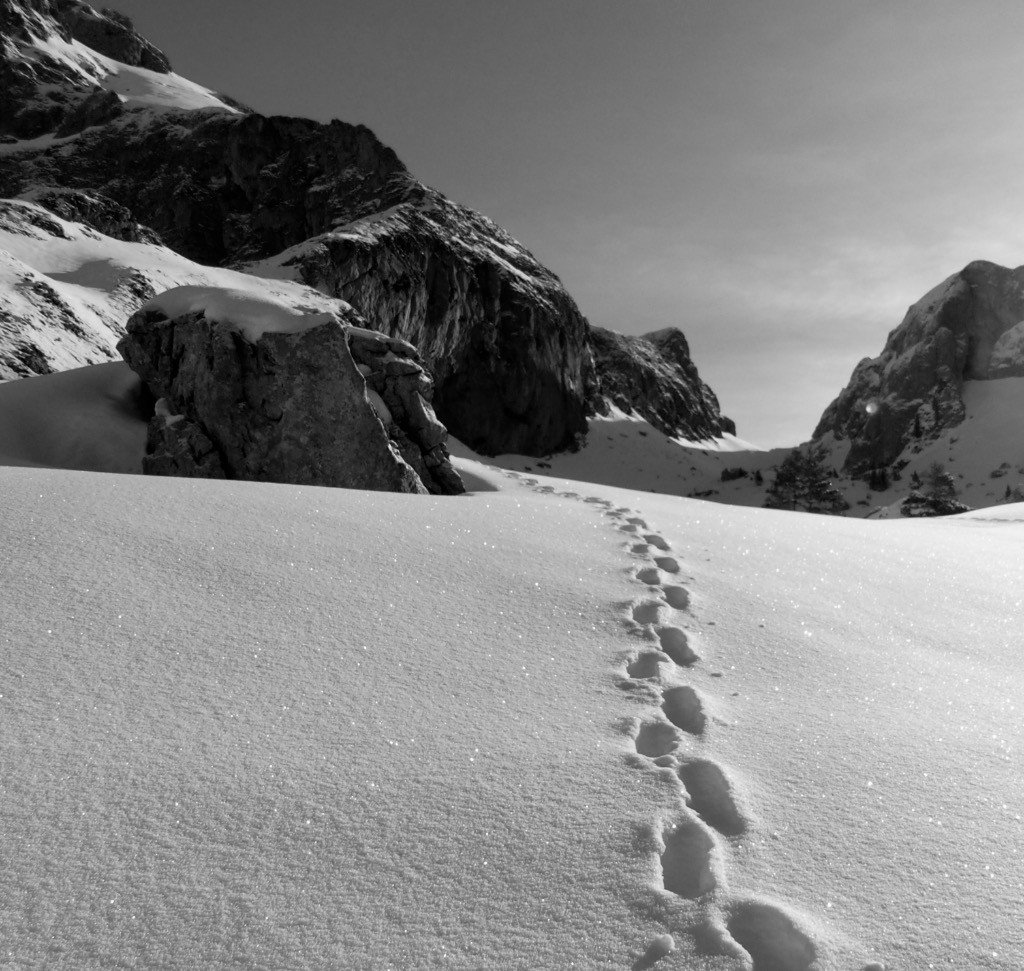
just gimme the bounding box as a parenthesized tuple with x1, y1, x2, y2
(2, 366, 1023, 970)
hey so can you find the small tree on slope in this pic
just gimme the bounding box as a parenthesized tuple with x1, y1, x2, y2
(764, 445, 850, 514)
(924, 461, 957, 500)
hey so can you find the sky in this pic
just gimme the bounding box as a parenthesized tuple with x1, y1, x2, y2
(114, 0, 1024, 447)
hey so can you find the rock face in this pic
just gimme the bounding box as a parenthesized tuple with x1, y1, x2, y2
(256, 194, 596, 456)
(589, 326, 735, 440)
(813, 261, 1024, 473)
(0, 0, 172, 140)
(0, 0, 735, 457)
(118, 299, 463, 494)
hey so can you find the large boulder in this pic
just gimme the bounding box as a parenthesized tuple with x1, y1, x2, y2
(118, 286, 463, 494)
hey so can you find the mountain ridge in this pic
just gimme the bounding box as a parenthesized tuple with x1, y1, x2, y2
(0, 0, 735, 457)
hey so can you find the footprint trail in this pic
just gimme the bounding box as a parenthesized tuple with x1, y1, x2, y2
(504, 473, 866, 969)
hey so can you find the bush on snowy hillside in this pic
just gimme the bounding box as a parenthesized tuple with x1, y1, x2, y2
(899, 491, 971, 518)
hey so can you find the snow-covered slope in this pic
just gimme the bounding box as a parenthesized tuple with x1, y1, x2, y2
(2, 363, 1023, 970)
(0, 198, 348, 378)
(0, 0, 237, 143)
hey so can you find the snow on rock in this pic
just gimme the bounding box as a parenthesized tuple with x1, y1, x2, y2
(0, 0, 237, 140)
(0, 199, 346, 380)
(989, 319, 1024, 377)
(141, 285, 342, 341)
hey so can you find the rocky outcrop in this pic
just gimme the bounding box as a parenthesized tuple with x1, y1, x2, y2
(59, 2, 171, 73)
(18, 186, 161, 242)
(118, 297, 463, 494)
(260, 194, 596, 456)
(589, 326, 734, 440)
(0, 0, 734, 458)
(813, 261, 1024, 473)
(0, 0, 170, 140)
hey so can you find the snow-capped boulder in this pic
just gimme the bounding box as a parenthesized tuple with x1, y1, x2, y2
(589, 326, 734, 441)
(813, 260, 1024, 473)
(118, 286, 463, 494)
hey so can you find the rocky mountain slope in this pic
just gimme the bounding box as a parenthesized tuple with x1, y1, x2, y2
(0, 0, 733, 456)
(814, 260, 1024, 474)
(588, 326, 735, 441)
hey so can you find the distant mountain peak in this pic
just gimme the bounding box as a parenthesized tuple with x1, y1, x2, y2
(813, 259, 1024, 474)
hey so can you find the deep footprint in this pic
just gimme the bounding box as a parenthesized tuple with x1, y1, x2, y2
(636, 567, 662, 586)
(634, 720, 683, 758)
(632, 601, 667, 625)
(726, 901, 817, 971)
(678, 759, 748, 836)
(644, 534, 671, 551)
(654, 556, 680, 574)
(657, 627, 699, 666)
(627, 651, 671, 679)
(626, 517, 649, 528)
(661, 817, 718, 899)
(662, 686, 707, 735)
(661, 585, 690, 610)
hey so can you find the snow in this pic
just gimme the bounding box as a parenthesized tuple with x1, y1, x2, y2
(990, 320, 1024, 373)
(20, 30, 237, 117)
(2, 363, 1023, 970)
(0, 201, 348, 377)
(142, 286, 343, 341)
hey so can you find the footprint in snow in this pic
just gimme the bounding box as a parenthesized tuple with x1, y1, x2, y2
(657, 627, 699, 666)
(584, 496, 612, 506)
(535, 485, 555, 494)
(726, 900, 817, 971)
(619, 523, 641, 534)
(626, 516, 649, 528)
(632, 600, 668, 626)
(644, 534, 672, 551)
(661, 585, 690, 610)
(635, 566, 662, 586)
(677, 759, 748, 837)
(661, 686, 707, 735)
(660, 816, 718, 899)
(634, 719, 684, 758)
(654, 556, 681, 574)
(631, 543, 651, 557)
(627, 650, 672, 680)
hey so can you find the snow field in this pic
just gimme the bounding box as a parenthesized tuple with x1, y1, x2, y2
(1, 364, 1022, 968)
(2, 465, 717, 969)
(508, 474, 876, 970)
